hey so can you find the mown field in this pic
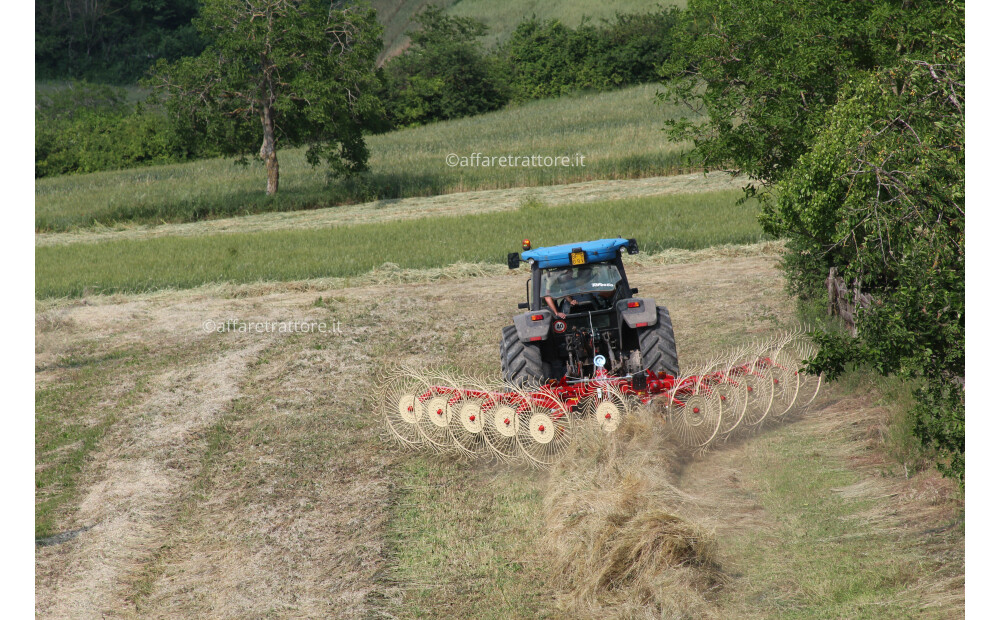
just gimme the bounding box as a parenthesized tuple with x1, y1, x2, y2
(35, 85, 699, 232)
(36, 188, 762, 298)
(35, 253, 964, 618)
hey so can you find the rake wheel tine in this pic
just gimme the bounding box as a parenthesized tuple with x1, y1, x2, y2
(481, 378, 523, 465)
(443, 372, 489, 459)
(376, 363, 429, 449)
(414, 368, 463, 454)
(516, 385, 573, 469)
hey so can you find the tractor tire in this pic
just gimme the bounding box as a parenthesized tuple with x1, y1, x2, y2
(500, 325, 550, 388)
(638, 306, 680, 377)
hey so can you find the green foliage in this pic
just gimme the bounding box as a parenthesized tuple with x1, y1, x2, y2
(35, 0, 205, 83)
(34, 82, 202, 178)
(379, 7, 683, 129)
(498, 9, 681, 103)
(670, 0, 965, 481)
(35, 190, 763, 298)
(772, 60, 964, 481)
(150, 0, 384, 185)
(662, 0, 959, 186)
(380, 7, 506, 127)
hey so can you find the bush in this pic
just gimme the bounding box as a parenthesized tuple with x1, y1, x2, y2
(35, 82, 216, 178)
(380, 7, 507, 128)
(498, 9, 681, 103)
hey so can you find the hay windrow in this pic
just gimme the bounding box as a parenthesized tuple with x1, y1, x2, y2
(544, 408, 723, 618)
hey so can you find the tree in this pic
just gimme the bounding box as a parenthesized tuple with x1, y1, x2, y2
(35, 0, 205, 83)
(380, 7, 506, 128)
(661, 0, 956, 187)
(764, 56, 965, 480)
(662, 0, 965, 481)
(151, 0, 383, 195)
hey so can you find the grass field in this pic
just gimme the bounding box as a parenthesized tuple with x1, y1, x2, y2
(35, 189, 763, 298)
(35, 85, 700, 232)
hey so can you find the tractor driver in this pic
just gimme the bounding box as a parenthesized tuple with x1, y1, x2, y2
(543, 266, 615, 319)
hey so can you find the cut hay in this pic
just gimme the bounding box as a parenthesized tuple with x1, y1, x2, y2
(543, 407, 722, 618)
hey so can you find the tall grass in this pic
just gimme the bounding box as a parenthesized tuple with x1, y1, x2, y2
(35, 85, 700, 231)
(36, 189, 762, 298)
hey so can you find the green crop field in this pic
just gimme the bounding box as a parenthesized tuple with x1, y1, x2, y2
(35, 189, 762, 298)
(35, 85, 700, 232)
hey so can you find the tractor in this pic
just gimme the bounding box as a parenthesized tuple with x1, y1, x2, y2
(375, 237, 822, 466)
(502, 237, 679, 386)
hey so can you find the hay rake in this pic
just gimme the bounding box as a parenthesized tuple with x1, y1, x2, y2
(375, 331, 823, 466)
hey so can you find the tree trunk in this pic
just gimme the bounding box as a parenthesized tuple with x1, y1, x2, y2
(260, 105, 279, 195)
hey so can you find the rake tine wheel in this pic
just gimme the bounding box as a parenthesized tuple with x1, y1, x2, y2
(765, 334, 801, 418)
(715, 349, 750, 439)
(414, 370, 459, 453)
(482, 379, 523, 463)
(787, 333, 824, 410)
(446, 373, 491, 458)
(376, 364, 427, 448)
(583, 382, 633, 434)
(668, 367, 723, 450)
(517, 386, 574, 467)
(741, 352, 775, 428)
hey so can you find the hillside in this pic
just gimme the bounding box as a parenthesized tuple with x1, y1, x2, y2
(36, 84, 700, 232)
(374, 0, 683, 61)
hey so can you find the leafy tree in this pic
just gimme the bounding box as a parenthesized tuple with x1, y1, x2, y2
(663, 0, 965, 480)
(765, 56, 965, 480)
(151, 0, 384, 195)
(499, 9, 681, 103)
(35, 82, 197, 178)
(381, 7, 506, 127)
(662, 0, 958, 186)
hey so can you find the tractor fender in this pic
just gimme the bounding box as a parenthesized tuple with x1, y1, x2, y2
(617, 298, 659, 328)
(512, 310, 553, 342)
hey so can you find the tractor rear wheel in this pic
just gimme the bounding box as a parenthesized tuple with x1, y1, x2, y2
(637, 306, 680, 377)
(501, 325, 550, 388)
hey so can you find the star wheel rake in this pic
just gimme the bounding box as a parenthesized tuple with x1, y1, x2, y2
(762, 335, 801, 419)
(482, 382, 526, 463)
(414, 370, 460, 453)
(581, 383, 635, 434)
(667, 368, 723, 450)
(446, 374, 494, 458)
(784, 332, 824, 410)
(375, 364, 428, 449)
(737, 355, 775, 429)
(516, 386, 574, 467)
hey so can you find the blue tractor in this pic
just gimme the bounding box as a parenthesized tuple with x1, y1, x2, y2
(503, 238, 679, 386)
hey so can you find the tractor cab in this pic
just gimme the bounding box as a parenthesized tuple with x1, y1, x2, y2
(503, 238, 678, 386)
(540, 262, 623, 314)
(508, 237, 638, 312)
